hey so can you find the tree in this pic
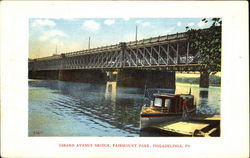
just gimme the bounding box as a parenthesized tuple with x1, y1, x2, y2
(186, 18, 222, 75)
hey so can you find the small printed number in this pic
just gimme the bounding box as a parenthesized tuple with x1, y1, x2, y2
(33, 131, 43, 135)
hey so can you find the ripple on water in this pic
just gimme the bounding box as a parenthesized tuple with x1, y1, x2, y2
(29, 80, 220, 136)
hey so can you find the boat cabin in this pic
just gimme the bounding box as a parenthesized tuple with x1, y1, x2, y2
(151, 93, 195, 113)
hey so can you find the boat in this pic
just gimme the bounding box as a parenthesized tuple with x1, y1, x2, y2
(140, 93, 196, 129)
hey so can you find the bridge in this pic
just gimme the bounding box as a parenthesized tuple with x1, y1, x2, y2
(29, 32, 204, 71)
(29, 30, 211, 88)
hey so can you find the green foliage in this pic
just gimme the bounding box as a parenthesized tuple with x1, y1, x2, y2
(209, 75, 221, 86)
(186, 18, 222, 74)
(176, 77, 200, 84)
(176, 75, 221, 86)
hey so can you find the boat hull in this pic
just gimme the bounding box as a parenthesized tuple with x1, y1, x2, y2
(140, 114, 181, 129)
(140, 108, 196, 129)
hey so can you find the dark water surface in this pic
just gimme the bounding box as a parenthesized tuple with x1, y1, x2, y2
(28, 80, 220, 136)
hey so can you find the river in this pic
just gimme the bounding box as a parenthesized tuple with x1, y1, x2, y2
(28, 79, 220, 136)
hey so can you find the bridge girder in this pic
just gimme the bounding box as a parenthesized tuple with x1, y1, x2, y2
(29, 36, 203, 72)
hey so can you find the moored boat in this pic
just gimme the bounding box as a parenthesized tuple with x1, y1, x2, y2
(140, 93, 196, 129)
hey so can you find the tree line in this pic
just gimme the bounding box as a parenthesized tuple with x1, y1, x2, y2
(176, 75, 221, 86)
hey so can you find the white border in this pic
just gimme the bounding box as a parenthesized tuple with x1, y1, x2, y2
(1, 1, 249, 158)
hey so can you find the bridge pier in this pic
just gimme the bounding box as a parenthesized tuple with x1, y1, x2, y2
(200, 71, 209, 88)
(107, 71, 118, 82)
(29, 69, 210, 89)
(116, 69, 175, 89)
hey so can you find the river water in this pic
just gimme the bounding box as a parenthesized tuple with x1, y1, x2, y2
(28, 79, 220, 136)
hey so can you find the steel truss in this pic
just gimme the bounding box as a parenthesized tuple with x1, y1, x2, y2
(29, 33, 202, 72)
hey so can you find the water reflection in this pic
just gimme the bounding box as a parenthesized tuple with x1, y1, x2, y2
(105, 81, 117, 105)
(29, 80, 143, 136)
(198, 90, 217, 115)
(29, 80, 220, 136)
(175, 83, 220, 115)
(200, 90, 209, 98)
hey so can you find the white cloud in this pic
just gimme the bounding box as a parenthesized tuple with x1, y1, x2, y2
(50, 38, 64, 46)
(135, 20, 151, 27)
(123, 17, 130, 21)
(60, 18, 76, 21)
(197, 21, 206, 28)
(187, 22, 195, 27)
(49, 39, 64, 54)
(39, 29, 66, 41)
(32, 19, 56, 27)
(136, 20, 142, 24)
(177, 21, 182, 27)
(82, 20, 100, 31)
(104, 19, 115, 25)
(141, 22, 151, 27)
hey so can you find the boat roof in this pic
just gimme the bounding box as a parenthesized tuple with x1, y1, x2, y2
(153, 93, 194, 98)
(153, 93, 176, 97)
(179, 94, 194, 99)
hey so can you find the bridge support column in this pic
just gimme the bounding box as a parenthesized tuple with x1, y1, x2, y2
(200, 71, 209, 88)
(107, 71, 118, 82)
(117, 69, 175, 89)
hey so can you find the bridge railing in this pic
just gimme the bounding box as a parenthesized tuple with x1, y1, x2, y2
(64, 44, 120, 57)
(127, 32, 186, 47)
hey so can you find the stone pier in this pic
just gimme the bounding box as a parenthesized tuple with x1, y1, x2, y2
(200, 71, 209, 88)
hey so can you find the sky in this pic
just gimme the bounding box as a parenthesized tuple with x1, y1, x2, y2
(29, 18, 212, 59)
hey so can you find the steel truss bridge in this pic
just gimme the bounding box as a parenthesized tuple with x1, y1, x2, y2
(29, 31, 206, 72)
